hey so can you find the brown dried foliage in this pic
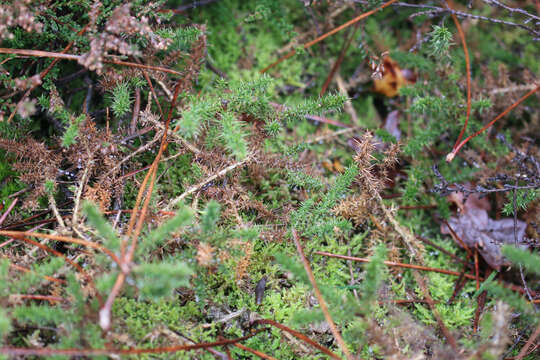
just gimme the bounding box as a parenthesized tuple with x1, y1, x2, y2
(176, 25, 207, 95)
(0, 137, 61, 209)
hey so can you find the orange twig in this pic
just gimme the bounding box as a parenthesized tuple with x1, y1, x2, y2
(260, 0, 399, 73)
(315, 250, 476, 279)
(0, 328, 270, 357)
(15, 236, 85, 275)
(292, 230, 353, 360)
(6, 260, 65, 284)
(252, 319, 341, 359)
(446, 84, 540, 162)
(446, 0, 471, 151)
(516, 322, 540, 360)
(0, 230, 121, 266)
(314, 251, 536, 297)
(232, 343, 278, 360)
(99, 40, 190, 330)
(320, 23, 360, 97)
(11, 294, 65, 303)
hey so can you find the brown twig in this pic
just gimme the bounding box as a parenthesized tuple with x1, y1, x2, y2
(446, 0, 472, 153)
(10, 294, 65, 303)
(0, 328, 270, 356)
(0, 230, 121, 266)
(473, 291, 487, 333)
(252, 319, 341, 359)
(516, 322, 540, 360)
(291, 230, 353, 360)
(99, 36, 199, 329)
(260, 0, 399, 73)
(5, 23, 91, 123)
(0, 48, 182, 75)
(320, 22, 360, 96)
(5, 259, 66, 284)
(314, 251, 536, 297)
(0, 198, 18, 227)
(446, 84, 540, 162)
(232, 343, 277, 360)
(165, 156, 253, 211)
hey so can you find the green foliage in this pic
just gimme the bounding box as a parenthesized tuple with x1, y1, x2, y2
(1, 0, 538, 358)
(286, 170, 324, 191)
(13, 305, 66, 326)
(282, 94, 347, 126)
(359, 244, 387, 312)
(483, 282, 535, 320)
(62, 113, 85, 147)
(290, 165, 358, 240)
(201, 200, 221, 233)
(502, 189, 540, 216)
(44, 179, 56, 195)
(220, 111, 248, 159)
(141, 205, 194, 254)
(157, 26, 203, 51)
(502, 246, 540, 276)
(133, 261, 193, 301)
(83, 201, 121, 252)
(428, 24, 453, 58)
(109, 81, 133, 118)
(0, 308, 10, 340)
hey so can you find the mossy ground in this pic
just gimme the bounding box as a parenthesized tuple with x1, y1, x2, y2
(0, 0, 538, 359)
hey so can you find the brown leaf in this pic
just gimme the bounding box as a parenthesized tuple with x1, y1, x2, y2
(441, 192, 528, 270)
(373, 56, 411, 97)
(447, 187, 491, 214)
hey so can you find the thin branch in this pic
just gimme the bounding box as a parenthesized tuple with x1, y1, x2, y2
(0, 230, 121, 266)
(165, 155, 253, 211)
(100, 56, 192, 331)
(252, 319, 341, 360)
(0, 48, 182, 76)
(232, 343, 278, 360)
(320, 22, 360, 96)
(446, 84, 540, 162)
(446, 0, 472, 152)
(482, 0, 540, 22)
(0, 328, 270, 357)
(72, 159, 91, 227)
(0, 198, 18, 227)
(314, 251, 536, 296)
(260, 0, 399, 73)
(516, 322, 540, 360)
(5, 23, 91, 122)
(5, 258, 66, 284)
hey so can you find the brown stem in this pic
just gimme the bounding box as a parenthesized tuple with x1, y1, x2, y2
(446, 0, 472, 151)
(252, 319, 341, 359)
(447, 84, 540, 162)
(0, 328, 270, 356)
(260, 0, 399, 73)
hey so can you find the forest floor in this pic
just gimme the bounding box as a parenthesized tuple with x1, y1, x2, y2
(0, 0, 539, 359)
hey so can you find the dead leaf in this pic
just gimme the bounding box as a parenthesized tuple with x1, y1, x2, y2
(373, 56, 412, 97)
(441, 190, 528, 270)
